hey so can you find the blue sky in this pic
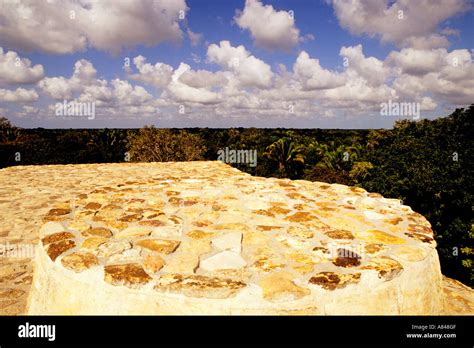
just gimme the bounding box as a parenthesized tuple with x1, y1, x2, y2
(0, 0, 473, 128)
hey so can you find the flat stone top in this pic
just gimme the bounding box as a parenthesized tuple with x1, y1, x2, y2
(38, 161, 437, 302)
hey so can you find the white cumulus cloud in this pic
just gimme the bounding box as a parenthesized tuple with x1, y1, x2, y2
(127, 55, 174, 89)
(331, 0, 468, 48)
(293, 51, 345, 90)
(207, 40, 273, 88)
(235, 0, 300, 51)
(0, 88, 38, 102)
(0, 47, 44, 85)
(0, 0, 188, 54)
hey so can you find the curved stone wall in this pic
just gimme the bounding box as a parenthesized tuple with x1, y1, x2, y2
(27, 161, 444, 314)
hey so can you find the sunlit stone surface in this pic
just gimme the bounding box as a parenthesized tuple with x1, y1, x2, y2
(0, 161, 470, 314)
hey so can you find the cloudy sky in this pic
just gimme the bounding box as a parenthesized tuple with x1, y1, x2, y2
(0, 0, 473, 128)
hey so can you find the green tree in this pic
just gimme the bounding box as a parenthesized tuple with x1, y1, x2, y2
(0, 117, 19, 143)
(127, 126, 206, 162)
(361, 105, 474, 286)
(263, 137, 305, 179)
(0, 117, 12, 129)
(315, 141, 361, 171)
(349, 161, 374, 183)
(87, 129, 127, 162)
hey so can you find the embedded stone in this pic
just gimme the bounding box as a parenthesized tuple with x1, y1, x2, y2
(260, 271, 310, 302)
(97, 241, 131, 257)
(115, 227, 152, 239)
(211, 232, 242, 252)
(46, 208, 71, 217)
(210, 223, 250, 232)
(278, 235, 312, 250)
(302, 217, 332, 231)
(46, 240, 76, 261)
(256, 225, 283, 232)
(151, 225, 183, 238)
(61, 252, 98, 272)
(143, 211, 165, 219)
(287, 226, 314, 239)
(143, 255, 165, 273)
(285, 212, 315, 222)
(187, 230, 216, 239)
(155, 274, 246, 299)
(84, 202, 102, 210)
(76, 210, 95, 219)
(384, 217, 403, 225)
(361, 256, 404, 281)
(309, 272, 361, 290)
(356, 229, 406, 244)
(404, 225, 436, 245)
(161, 240, 211, 274)
(192, 220, 213, 228)
(200, 251, 247, 272)
(268, 205, 292, 215)
(292, 264, 315, 274)
(332, 248, 362, 267)
(108, 248, 142, 263)
(104, 263, 151, 288)
(287, 252, 321, 265)
(82, 236, 107, 249)
(252, 255, 285, 272)
(325, 229, 354, 240)
(118, 213, 143, 222)
(162, 254, 200, 274)
(135, 239, 180, 254)
(67, 220, 91, 232)
(41, 232, 75, 246)
(254, 209, 275, 217)
(102, 204, 121, 210)
(138, 220, 165, 227)
(82, 227, 113, 238)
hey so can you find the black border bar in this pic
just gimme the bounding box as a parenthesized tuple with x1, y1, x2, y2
(0, 315, 472, 346)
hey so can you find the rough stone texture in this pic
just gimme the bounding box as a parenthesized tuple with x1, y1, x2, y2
(200, 250, 247, 272)
(260, 271, 311, 302)
(0, 161, 471, 315)
(135, 239, 180, 254)
(143, 255, 165, 274)
(155, 274, 247, 299)
(211, 232, 242, 252)
(82, 227, 113, 238)
(61, 252, 98, 272)
(104, 263, 151, 288)
(45, 240, 76, 261)
(309, 272, 362, 290)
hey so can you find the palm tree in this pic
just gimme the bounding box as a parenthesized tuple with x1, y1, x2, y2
(315, 141, 360, 171)
(263, 137, 305, 178)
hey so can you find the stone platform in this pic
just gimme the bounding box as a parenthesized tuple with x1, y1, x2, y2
(0, 162, 472, 314)
(26, 161, 447, 314)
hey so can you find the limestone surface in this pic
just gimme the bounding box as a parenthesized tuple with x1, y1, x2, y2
(0, 161, 471, 314)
